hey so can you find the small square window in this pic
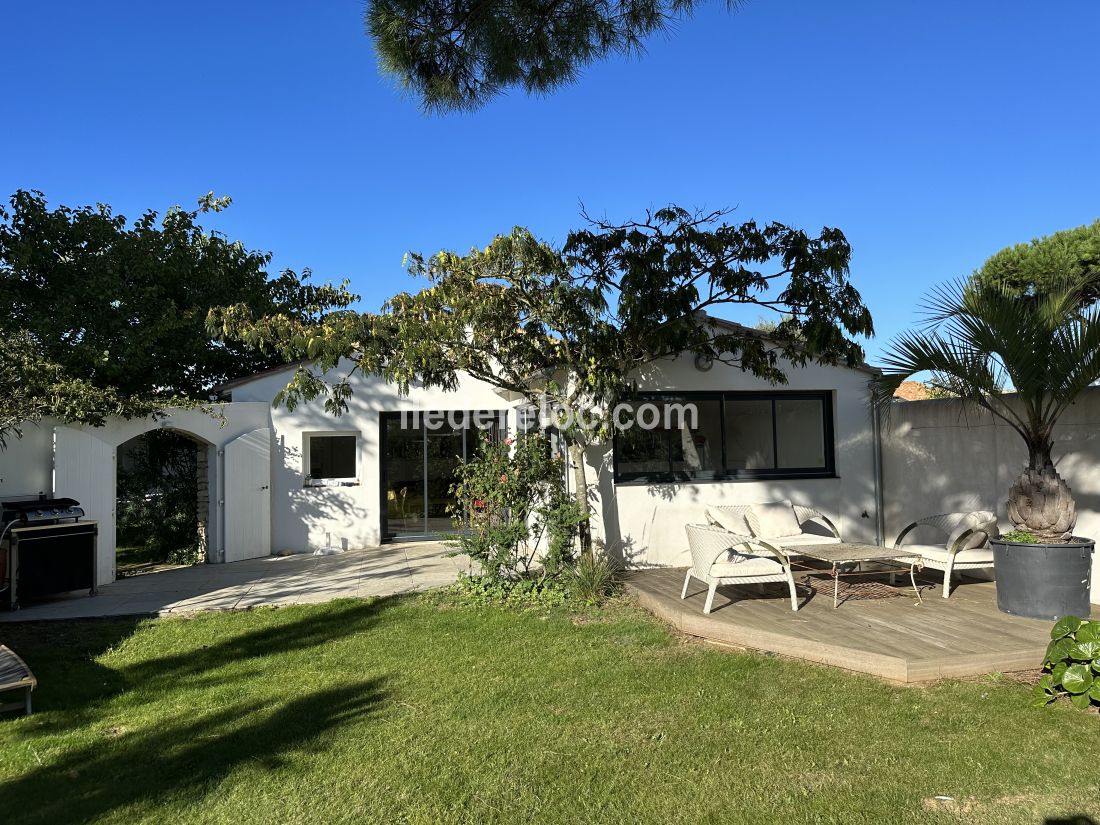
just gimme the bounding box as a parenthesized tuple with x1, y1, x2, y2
(308, 435, 358, 484)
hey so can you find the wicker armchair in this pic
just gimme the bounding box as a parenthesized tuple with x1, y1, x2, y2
(893, 511, 998, 598)
(683, 523, 800, 614)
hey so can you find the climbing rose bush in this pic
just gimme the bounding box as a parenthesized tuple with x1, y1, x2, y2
(447, 432, 587, 579)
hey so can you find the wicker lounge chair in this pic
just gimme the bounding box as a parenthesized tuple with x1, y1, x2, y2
(683, 523, 800, 614)
(0, 645, 35, 716)
(892, 511, 998, 598)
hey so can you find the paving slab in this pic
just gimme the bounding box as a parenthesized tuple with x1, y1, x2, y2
(0, 542, 463, 621)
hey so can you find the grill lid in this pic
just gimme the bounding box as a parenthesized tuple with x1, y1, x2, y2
(2, 498, 84, 524)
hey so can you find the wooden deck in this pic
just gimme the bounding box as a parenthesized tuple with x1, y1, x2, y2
(624, 567, 1095, 683)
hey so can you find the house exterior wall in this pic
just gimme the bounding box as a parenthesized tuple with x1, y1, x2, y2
(582, 354, 880, 568)
(228, 364, 515, 553)
(880, 388, 1100, 603)
(0, 405, 272, 585)
(0, 355, 876, 576)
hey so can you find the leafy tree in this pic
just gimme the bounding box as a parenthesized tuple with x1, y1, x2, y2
(0, 190, 354, 442)
(874, 266, 1100, 538)
(0, 332, 169, 447)
(368, 0, 745, 111)
(212, 205, 873, 554)
(971, 219, 1100, 304)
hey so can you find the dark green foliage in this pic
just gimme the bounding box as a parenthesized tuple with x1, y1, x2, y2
(367, 0, 745, 112)
(0, 332, 163, 447)
(971, 219, 1100, 304)
(0, 190, 353, 443)
(116, 430, 202, 569)
(213, 205, 873, 425)
(1033, 616, 1100, 709)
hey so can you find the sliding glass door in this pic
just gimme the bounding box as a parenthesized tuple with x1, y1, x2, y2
(381, 411, 503, 540)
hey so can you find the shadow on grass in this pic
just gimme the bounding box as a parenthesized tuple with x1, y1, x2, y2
(1, 597, 400, 733)
(0, 679, 388, 824)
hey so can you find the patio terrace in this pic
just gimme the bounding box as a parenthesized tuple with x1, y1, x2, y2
(624, 567, 1098, 683)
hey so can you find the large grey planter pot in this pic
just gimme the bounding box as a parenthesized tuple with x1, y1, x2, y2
(990, 537, 1094, 620)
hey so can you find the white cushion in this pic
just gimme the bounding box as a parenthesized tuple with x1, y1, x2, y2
(901, 543, 995, 566)
(773, 533, 842, 547)
(748, 500, 803, 539)
(705, 506, 751, 537)
(711, 556, 785, 578)
(948, 511, 999, 550)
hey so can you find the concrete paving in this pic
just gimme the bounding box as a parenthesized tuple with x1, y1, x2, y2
(0, 542, 471, 622)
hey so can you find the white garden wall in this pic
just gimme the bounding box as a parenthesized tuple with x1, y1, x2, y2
(881, 388, 1100, 603)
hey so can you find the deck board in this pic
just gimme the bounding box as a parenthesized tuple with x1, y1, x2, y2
(624, 567, 1097, 683)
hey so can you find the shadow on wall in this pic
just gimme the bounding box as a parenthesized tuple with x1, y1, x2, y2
(274, 436, 373, 554)
(588, 432, 882, 570)
(882, 392, 1100, 547)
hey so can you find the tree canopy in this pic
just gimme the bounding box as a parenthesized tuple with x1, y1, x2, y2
(970, 219, 1100, 304)
(0, 190, 354, 442)
(367, 0, 745, 111)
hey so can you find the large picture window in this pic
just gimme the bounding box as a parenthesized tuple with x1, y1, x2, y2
(613, 392, 834, 483)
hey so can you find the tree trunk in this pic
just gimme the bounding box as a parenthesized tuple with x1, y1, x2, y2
(567, 438, 593, 560)
(1006, 438, 1076, 538)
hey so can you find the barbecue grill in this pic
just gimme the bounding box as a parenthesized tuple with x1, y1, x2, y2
(1, 495, 97, 610)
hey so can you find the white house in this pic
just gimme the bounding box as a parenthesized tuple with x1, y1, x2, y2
(1, 346, 882, 587)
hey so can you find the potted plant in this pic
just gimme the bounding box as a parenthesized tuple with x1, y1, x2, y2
(874, 226, 1100, 619)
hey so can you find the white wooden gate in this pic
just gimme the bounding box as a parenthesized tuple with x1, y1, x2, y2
(54, 427, 116, 586)
(223, 427, 272, 562)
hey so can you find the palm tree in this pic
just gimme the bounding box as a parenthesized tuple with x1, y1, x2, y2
(873, 274, 1100, 539)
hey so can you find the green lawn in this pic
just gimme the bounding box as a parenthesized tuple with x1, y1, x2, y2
(0, 596, 1097, 824)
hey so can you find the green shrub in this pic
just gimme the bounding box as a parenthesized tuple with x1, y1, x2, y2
(447, 432, 586, 580)
(568, 552, 620, 605)
(436, 573, 570, 609)
(1033, 615, 1100, 709)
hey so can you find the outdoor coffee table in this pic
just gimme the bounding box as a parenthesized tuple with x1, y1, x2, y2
(781, 542, 923, 609)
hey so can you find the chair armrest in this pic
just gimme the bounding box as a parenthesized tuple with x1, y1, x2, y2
(792, 505, 840, 539)
(740, 538, 794, 570)
(685, 524, 755, 571)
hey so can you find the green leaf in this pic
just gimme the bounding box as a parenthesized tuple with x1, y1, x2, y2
(1051, 616, 1085, 640)
(1070, 691, 1093, 709)
(1031, 686, 1055, 708)
(1052, 661, 1069, 686)
(1074, 621, 1100, 643)
(1090, 681, 1100, 703)
(1046, 638, 1074, 665)
(1060, 663, 1093, 695)
(1070, 641, 1100, 661)
(1038, 673, 1055, 692)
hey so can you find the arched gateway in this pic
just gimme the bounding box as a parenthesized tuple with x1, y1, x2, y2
(52, 405, 273, 587)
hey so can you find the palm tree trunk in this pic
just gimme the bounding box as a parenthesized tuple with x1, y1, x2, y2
(1007, 435, 1076, 538)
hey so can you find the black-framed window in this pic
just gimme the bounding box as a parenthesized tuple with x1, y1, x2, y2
(612, 391, 835, 483)
(307, 434, 358, 482)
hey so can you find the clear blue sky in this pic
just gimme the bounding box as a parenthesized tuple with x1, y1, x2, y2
(2, 1, 1098, 363)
